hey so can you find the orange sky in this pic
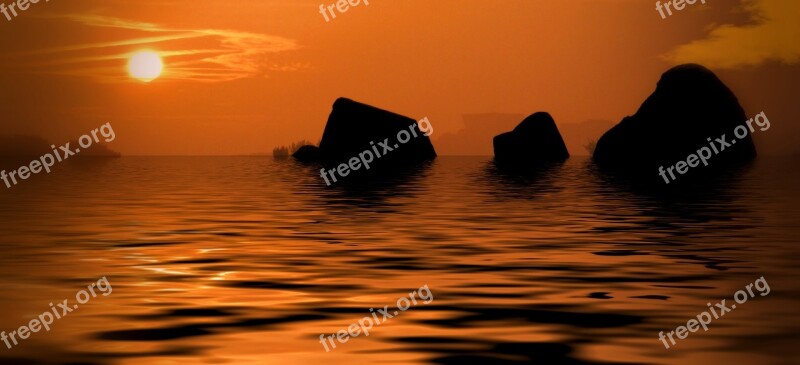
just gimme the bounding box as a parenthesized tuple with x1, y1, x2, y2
(1, 0, 798, 155)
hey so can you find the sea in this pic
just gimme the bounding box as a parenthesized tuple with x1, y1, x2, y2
(0, 156, 798, 365)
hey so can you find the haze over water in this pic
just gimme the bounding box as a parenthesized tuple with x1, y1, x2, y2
(0, 156, 798, 365)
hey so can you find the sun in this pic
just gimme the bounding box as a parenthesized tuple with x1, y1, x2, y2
(128, 51, 163, 82)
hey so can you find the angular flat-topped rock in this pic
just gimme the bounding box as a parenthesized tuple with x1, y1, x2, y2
(299, 98, 436, 168)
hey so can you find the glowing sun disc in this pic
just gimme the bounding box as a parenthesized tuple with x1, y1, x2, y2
(128, 51, 163, 82)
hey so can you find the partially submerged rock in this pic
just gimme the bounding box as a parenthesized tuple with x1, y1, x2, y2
(297, 98, 436, 168)
(291, 145, 321, 162)
(593, 64, 756, 182)
(493, 112, 569, 167)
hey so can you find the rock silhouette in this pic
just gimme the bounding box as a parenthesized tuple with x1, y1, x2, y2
(297, 98, 436, 168)
(291, 145, 320, 162)
(593, 64, 756, 181)
(493, 112, 569, 167)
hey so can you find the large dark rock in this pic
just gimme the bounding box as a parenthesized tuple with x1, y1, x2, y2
(593, 64, 756, 181)
(493, 112, 569, 166)
(301, 98, 436, 167)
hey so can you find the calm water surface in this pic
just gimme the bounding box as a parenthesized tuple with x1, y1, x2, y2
(0, 156, 798, 365)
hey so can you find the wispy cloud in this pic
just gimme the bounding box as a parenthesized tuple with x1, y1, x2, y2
(15, 14, 302, 82)
(664, 0, 800, 69)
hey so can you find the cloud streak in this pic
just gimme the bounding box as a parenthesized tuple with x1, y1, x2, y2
(16, 14, 301, 82)
(665, 0, 800, 69)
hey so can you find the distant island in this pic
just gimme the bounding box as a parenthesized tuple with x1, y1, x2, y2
(0, 134, 121, 159)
